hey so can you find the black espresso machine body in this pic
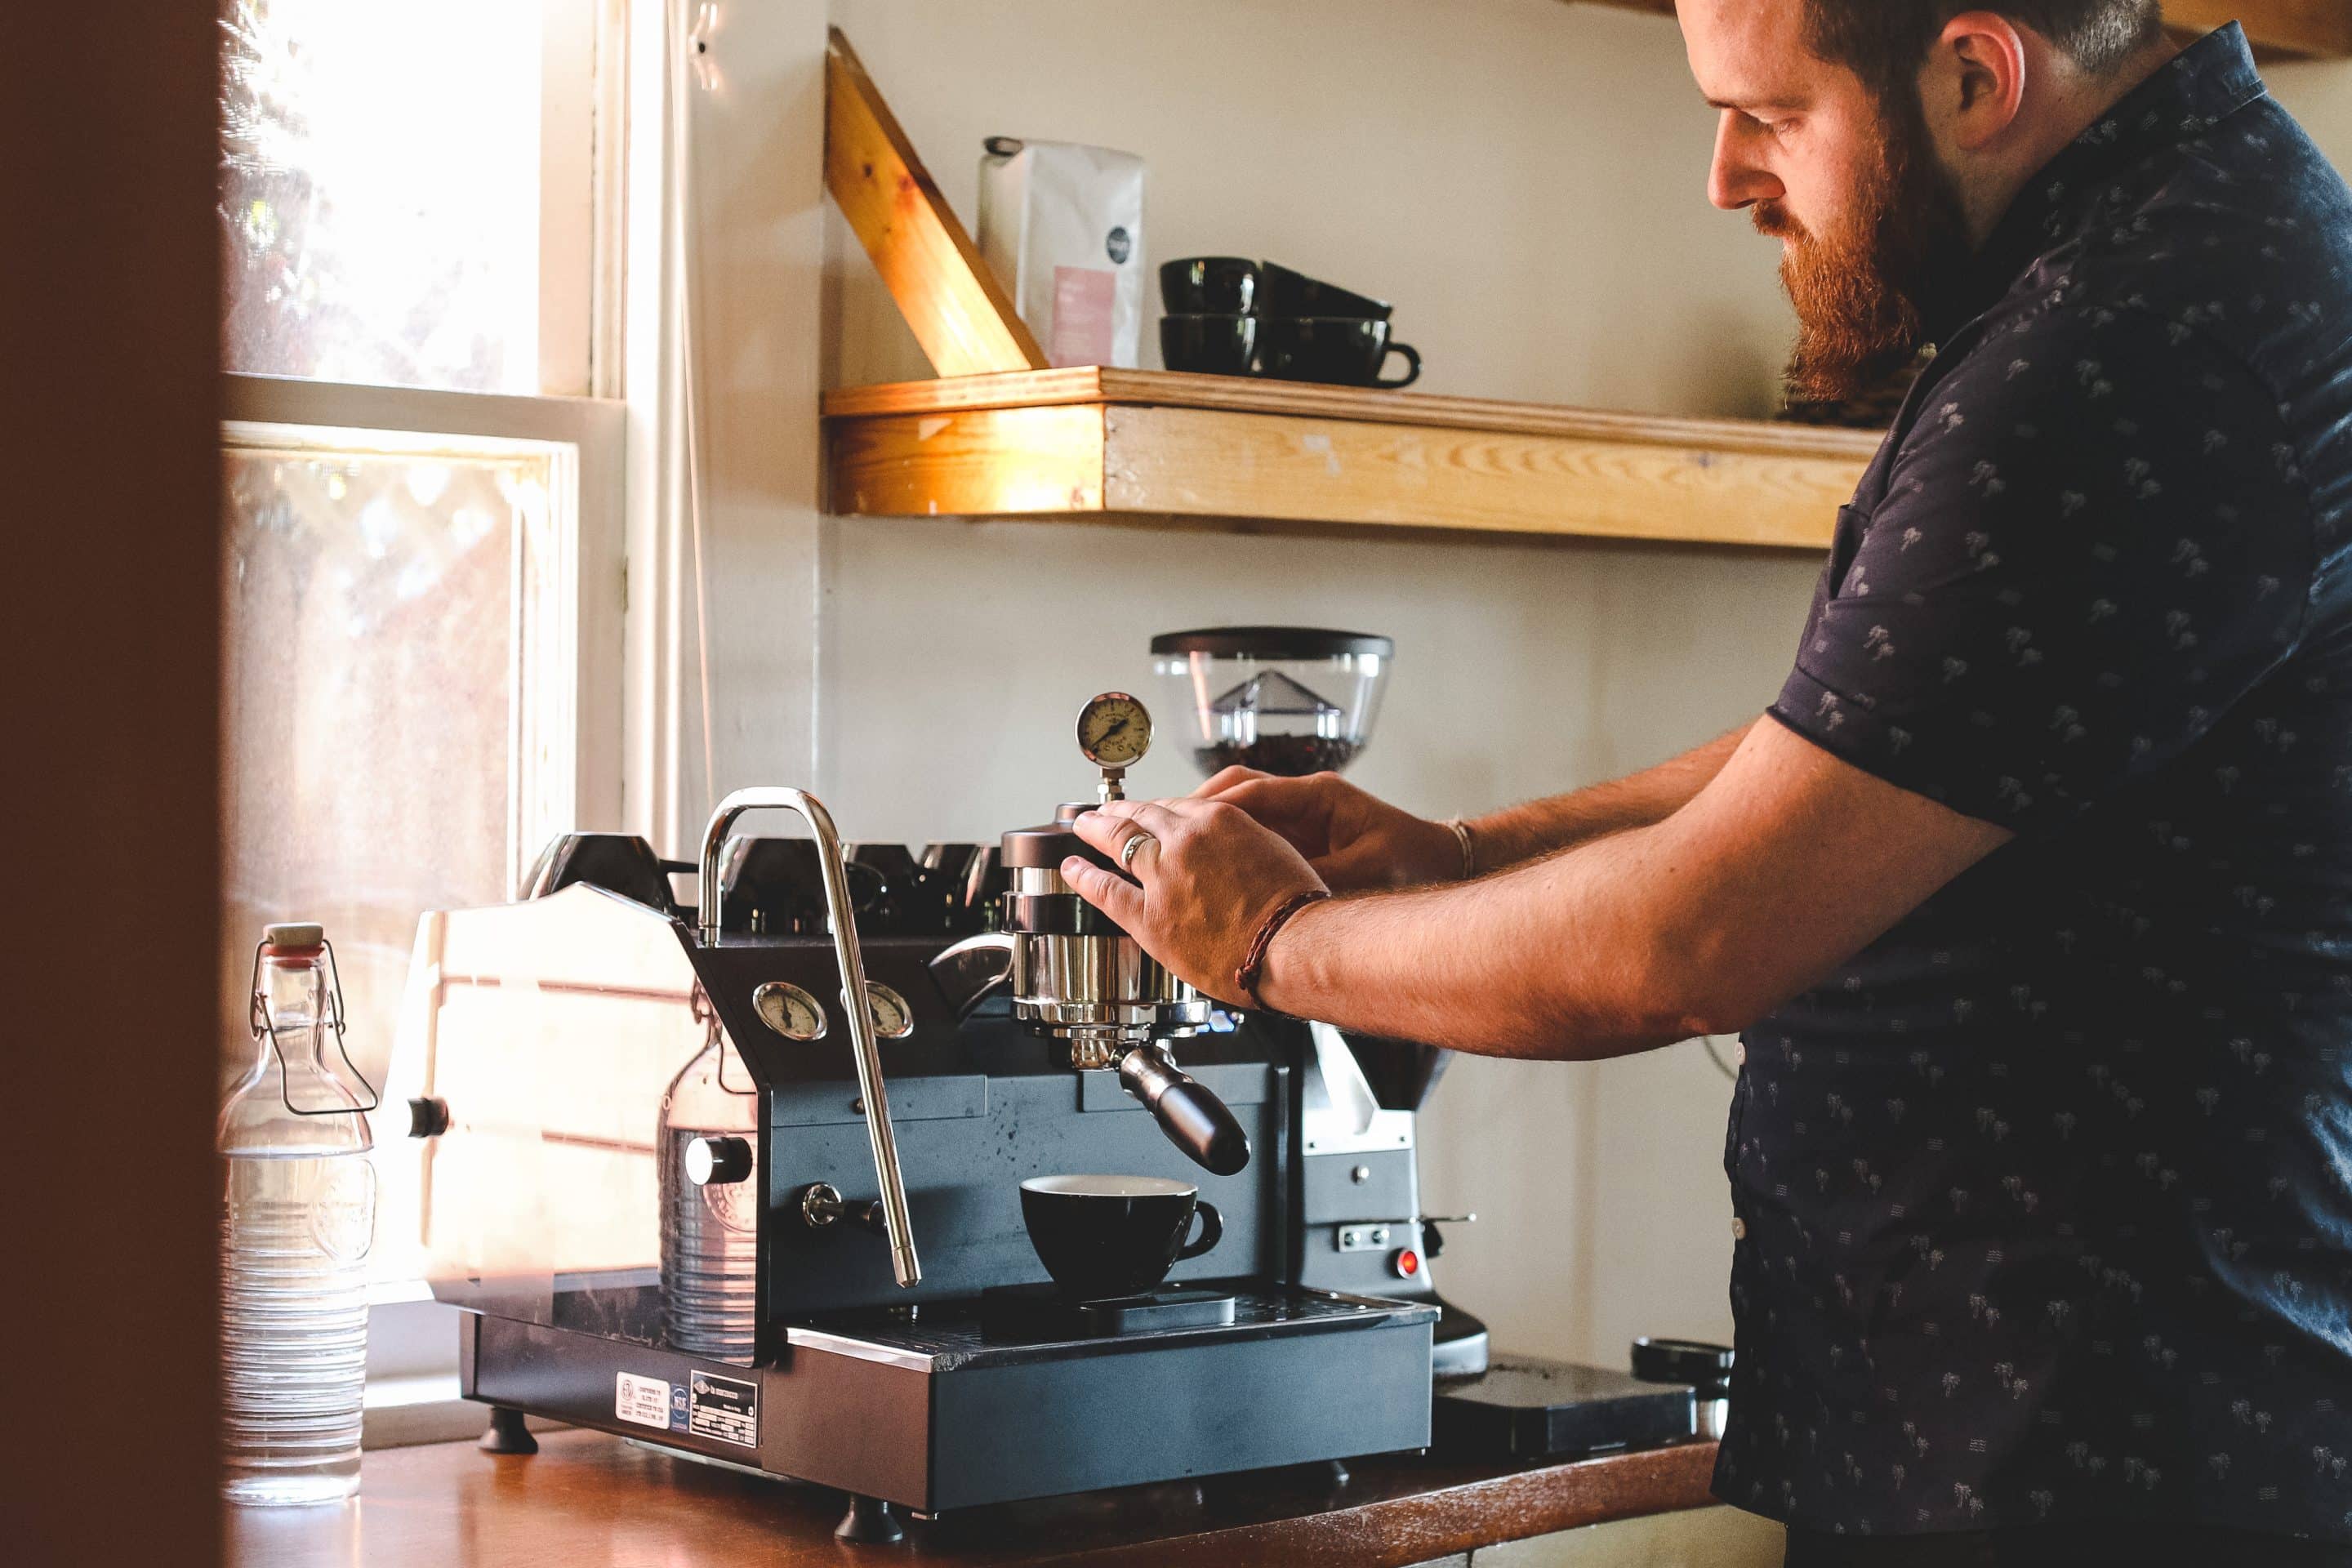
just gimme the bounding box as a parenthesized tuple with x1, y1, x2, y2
(390, 808, 1436, 1520)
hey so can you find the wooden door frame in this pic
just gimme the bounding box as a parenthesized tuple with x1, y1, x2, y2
(0, 6, 224, 1563)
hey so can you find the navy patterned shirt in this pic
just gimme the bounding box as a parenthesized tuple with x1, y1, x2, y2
(1719, 27, 2352, 1541)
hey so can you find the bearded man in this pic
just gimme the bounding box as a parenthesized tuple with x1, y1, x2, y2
(1063, 2, 2352, 1561)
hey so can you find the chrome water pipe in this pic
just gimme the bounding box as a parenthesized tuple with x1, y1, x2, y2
(697, 787, 920, 1287)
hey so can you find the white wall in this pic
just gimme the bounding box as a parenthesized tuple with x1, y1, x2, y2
(682, 2, 2352, 1371)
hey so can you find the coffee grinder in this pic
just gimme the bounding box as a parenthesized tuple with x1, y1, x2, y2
(1150, 627, 1490, 1378)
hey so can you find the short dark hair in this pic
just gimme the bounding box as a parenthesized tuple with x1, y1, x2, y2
(1803, 1, 2165, 105)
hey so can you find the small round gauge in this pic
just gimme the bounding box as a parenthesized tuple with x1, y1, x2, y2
(752, 981, 827, 1042)
(1076, 692, 1153, 768)
(862, 982, 915, 1040)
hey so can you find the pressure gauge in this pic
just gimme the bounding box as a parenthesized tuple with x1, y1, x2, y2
(753, 981, 827, 1042)
(862, 982, 915, 1040)
(1076, 692, 1153, 768)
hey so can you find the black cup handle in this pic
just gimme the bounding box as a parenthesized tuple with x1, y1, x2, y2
(1376, 341, 1421, 389)
(1177, 1200, 1223, 1263)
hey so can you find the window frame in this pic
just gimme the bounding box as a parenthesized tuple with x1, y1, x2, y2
(220, 374, 627, 1430)
(217, 0, 643, 1436)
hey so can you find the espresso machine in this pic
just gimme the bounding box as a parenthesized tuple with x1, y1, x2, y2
(386, 698, 1438, 1543)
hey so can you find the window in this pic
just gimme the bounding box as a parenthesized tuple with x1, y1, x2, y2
(217, 0, 626, 1437)
(220, 380, 624, 1107)
(219, 0, 599, 395)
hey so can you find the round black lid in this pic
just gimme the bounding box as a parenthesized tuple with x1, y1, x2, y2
(1630, 1337, 1734, 1388)
(1149, 626, 1393, 660)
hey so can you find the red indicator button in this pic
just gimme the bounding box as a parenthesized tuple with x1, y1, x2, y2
(1394, 1249, 1421, 1278)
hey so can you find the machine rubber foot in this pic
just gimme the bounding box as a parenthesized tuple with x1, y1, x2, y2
(835, 1494, 906, 1544)
(478, 1405, 539, 1454)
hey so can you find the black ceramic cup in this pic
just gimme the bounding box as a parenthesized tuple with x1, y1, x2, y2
(1160, 256, 1259, 315)
(1258, 261, 1392, 322)
(1160, 314, 1258, 376)
(1019, 1174, 1223, 1299)
(1257, 317, 1421, 388)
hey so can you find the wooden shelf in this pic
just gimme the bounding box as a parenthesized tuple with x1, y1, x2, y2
(822, 369, 1879, 550)
(1570, 0, 2351, 60)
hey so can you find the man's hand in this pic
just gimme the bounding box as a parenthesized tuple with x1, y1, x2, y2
(1062, 798, 1327, 1006)
(1191, 767, 1462, 891)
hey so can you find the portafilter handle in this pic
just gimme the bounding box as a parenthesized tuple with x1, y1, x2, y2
(1120, 1043, 1252, 1177)
(697, 787, 920, 1288)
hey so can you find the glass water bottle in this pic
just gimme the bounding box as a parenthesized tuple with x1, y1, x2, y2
(657, 1009, 760, 1359)
(218, 922, 378, 1506)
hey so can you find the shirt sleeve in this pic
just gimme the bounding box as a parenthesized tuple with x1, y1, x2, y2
(1770, 309, 2314, 832)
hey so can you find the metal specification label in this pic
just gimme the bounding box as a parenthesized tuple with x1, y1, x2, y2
(688, 1370, 759, 1447)
(615, 1371, 671, 1430)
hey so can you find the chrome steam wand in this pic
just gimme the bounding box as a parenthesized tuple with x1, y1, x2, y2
(698, 787, 920, 1287)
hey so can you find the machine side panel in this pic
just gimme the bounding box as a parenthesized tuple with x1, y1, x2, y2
(1296, 1148, 1432, 1300)
(470, 1314, 794, 1468)
(760, 1348, 933, 1506)
(927, 1321, 1434, 1510)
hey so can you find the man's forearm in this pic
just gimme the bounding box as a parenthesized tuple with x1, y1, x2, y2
(1463, 723, 1752, 873)
(1255, 823, 1709, 1061)
(1245, 715, 2007, 1061)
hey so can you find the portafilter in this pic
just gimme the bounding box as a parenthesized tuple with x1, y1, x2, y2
(931, 694, 1250, 1176)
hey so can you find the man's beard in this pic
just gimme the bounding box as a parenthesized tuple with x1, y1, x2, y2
(1760, 99, 1971, 403)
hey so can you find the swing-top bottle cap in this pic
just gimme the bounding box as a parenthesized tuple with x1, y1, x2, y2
(263, 921, 325, 951)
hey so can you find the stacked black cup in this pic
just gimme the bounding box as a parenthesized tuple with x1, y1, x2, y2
(1159, 259, 1421, 387)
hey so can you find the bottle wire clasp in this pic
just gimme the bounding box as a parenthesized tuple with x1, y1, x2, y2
(690, 982, 757, 1098)
(247, 938, 381, 1116)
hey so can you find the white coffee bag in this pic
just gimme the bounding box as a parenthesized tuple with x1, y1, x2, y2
(977, 138, 1145, 368)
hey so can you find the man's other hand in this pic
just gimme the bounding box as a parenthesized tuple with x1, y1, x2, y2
(1064, 798, 1327, 1006)
(1191, 768, 1462, 890)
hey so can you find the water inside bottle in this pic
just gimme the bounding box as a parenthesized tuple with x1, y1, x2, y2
(220, 1150, 373, 1504)
(659, 1126, 760, 1358)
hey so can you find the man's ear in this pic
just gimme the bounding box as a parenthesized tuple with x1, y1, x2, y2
(1927, 11, 2029, 150)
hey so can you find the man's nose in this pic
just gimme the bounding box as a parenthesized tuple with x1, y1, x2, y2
(1708, 113, 1783, 211)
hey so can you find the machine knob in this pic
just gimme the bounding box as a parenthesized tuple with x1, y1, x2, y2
(685, 1135, 754, 1187)
(796, 1182, 889, 1234)
(405, 1096, 451, 1139)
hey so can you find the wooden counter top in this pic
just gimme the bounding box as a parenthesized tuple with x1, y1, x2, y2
(229, 1430, 1721, 1567)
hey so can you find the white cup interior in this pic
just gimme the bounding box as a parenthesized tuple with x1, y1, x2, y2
(1022, 1174, 1196, 1199)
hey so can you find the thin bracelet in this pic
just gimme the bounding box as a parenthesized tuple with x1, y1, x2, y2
(1441, 817, 1478, 880)
(1235, 889, 1332, 1011)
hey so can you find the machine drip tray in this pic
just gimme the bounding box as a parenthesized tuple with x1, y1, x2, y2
(978, 1282, 1241, 1339)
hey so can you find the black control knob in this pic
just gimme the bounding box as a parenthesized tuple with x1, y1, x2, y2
(685, 1135, 754, 1187)
(406, 1097, 451, 1139)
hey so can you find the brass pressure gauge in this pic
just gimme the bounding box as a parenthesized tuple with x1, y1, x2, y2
(1076, 692, 1152, 801)
(753, 981, 827, 1042)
